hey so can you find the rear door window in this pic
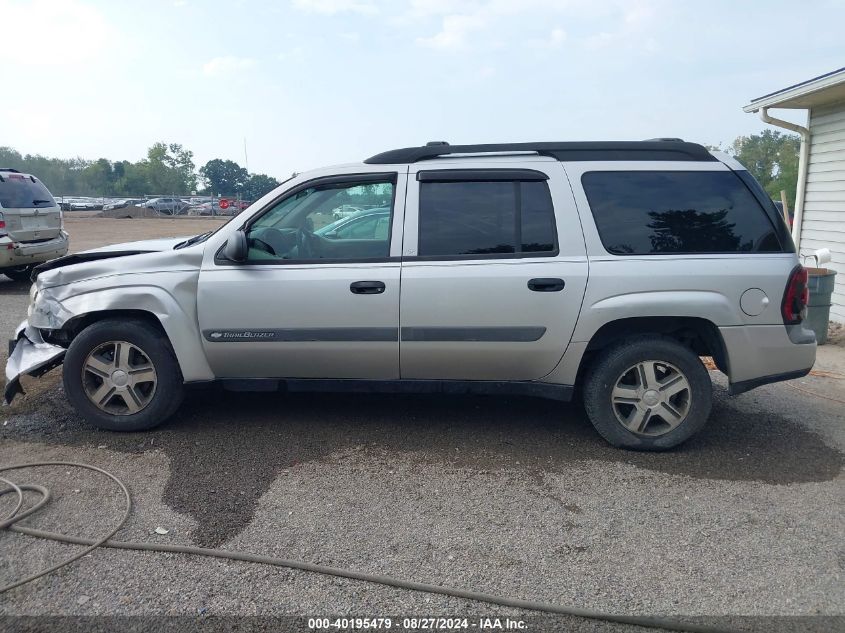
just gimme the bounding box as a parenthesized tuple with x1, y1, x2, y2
(0, 174, 56, 209)
(581, 171, 783, 254)
(417, 178, 557, 257)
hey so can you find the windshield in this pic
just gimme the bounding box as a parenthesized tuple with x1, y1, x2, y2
(0, 174, 56, 209)
(172, 174, 296, 249)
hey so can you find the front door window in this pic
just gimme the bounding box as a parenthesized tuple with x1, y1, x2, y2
(246, 180, 394, 262)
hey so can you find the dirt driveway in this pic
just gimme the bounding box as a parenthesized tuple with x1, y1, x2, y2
(0, 217, 843, 632)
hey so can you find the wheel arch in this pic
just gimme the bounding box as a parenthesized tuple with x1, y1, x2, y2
(42, 285, 215, 382)
(578, 316, 728, 384)
(541, 315, 729, 387)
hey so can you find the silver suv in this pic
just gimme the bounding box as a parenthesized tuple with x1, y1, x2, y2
(5, 141, 816, 450)
(0, 169, 69, 281)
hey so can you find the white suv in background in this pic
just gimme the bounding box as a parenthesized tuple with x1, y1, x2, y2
(0, 169, 69, 281)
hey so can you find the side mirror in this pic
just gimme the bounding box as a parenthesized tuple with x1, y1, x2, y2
(223, 230, 248, 263)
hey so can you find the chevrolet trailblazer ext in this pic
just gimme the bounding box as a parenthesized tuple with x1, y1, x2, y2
(5, 141, 816, 450)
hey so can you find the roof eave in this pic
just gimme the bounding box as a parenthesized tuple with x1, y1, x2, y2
(743, 68, 845, 112)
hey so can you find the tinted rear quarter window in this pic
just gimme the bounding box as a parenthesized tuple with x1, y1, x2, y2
(581, 171, 783, 255)
(418, 179, 557, 257)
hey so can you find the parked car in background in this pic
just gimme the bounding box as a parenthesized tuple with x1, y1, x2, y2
(59, 197, 102, 211)
(143, 197, 188, 215)
(187, 200, 239, 216)
(0, 168, 69, 281)
(331, 204, 363, 220)
(103, 198, 145, 211)
(315, 207, 390, 240)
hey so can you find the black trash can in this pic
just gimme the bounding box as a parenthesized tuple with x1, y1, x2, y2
(806, 268, 837, 344)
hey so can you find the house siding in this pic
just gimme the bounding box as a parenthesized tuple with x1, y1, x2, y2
(801, 100, 845, 323)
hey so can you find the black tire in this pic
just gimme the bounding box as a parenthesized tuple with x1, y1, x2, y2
(63, 319, 184, 432)
(3, 266, 33, 282)
(582, 336, 712, 451)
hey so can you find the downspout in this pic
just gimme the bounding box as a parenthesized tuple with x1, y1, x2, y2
(758, 107, 810, 250)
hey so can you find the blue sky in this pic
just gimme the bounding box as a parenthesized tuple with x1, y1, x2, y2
(1, 0, 843, 178)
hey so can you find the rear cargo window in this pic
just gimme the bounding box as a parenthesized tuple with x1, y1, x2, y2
(581, 171, 783, 255)
(0, 174, 56, 209)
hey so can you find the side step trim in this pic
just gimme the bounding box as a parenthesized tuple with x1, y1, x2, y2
(205, 378, 574, 401)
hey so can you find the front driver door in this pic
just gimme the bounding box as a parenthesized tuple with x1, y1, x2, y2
(197, 171, 405, 379)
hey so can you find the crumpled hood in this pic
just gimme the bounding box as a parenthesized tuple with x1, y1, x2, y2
(33, 236, 202, 288)
(79, 236, 190, 254)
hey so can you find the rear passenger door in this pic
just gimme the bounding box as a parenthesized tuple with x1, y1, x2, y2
(399, 162, 588, 381)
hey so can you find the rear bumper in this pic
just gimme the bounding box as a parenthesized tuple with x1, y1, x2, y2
(4, 321, 66, 404)
(720, 324, 816, 395)
(729, 367, 812, 396)
(0, 231, 69, 269)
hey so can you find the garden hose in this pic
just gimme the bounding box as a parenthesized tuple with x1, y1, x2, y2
(0, 462, 737, 633)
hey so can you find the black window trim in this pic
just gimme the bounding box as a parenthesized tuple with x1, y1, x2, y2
(215, 171, 399, 266)
(417, 168, 549, 182)
(580, 169, 790, 257)
(412, 175, 559, 261)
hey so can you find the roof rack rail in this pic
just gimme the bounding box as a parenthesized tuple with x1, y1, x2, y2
(364, 140, 715, 164)
(0, 168, 21, 173)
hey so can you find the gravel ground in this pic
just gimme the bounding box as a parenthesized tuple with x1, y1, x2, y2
(0, 218, 843, 633)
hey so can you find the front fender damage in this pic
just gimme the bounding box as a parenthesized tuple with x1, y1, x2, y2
(4, 321, 66, 404)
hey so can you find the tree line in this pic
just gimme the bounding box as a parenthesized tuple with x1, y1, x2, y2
(1, 130, 800, 206)
(708, 129, 800, 208)
(0, 143, 281, 201)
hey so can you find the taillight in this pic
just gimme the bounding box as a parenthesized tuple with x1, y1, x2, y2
(782, 265, 809, 324)
(0, 211, 6, 236)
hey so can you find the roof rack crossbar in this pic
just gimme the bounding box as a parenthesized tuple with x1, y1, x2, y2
(364, 141, 715, 164)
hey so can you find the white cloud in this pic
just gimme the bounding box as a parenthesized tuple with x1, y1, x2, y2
(291, 0, 378, 15)
(202, 56, 257, 77)
(527, 26, 566, 49)
(416, 13, 487, 50)
(478, 66, 496, 78)
(277, 47, 306, 62)
(549, 27, 566, 45)
(0, 0, 115, 66)
(407, 0, 478, 17)
(580, 1, 660, 54)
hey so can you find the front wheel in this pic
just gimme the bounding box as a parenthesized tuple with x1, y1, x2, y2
(63, 319, 184, 431)
(3, 266, 33, 282)
(582, 336, 712, 451)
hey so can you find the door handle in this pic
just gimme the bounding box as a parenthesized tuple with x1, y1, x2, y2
(350, 280, 386, 295)
(528, 278, 565, 292)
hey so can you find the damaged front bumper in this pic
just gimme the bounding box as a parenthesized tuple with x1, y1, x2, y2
(4, 321, 66, 404)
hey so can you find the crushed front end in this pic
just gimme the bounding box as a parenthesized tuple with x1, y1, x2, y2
(5, 319, 66, 404)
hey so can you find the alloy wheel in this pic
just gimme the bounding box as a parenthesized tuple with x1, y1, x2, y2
(611, 360, 691, 436)
(81, 341, 157, 415)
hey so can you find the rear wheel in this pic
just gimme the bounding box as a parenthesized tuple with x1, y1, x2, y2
(3, 266, 33, 282)
(63, 319, 183, 431)
(582, 336, 712, 450)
